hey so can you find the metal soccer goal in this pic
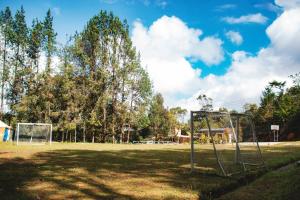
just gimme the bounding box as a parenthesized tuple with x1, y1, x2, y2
(15, 123, 52, 145)
(190, 111, 265, 176)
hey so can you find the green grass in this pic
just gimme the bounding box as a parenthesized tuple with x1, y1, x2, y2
(0, 142, 300, 199)
(217, 162, 300, 200)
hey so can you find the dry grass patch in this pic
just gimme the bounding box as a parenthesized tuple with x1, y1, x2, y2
(0, 142, 300, 199)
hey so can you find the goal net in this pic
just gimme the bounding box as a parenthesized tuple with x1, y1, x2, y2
(15, 123, 52, 145)
(190, 111, 265, 176)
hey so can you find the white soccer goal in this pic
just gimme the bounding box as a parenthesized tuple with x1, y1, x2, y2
(190, 111, 265, 176)
(15, 123, 52, 145)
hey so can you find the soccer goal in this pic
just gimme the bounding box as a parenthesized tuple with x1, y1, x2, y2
(190, 111, 265, 176)
(15, 123, 52, 145)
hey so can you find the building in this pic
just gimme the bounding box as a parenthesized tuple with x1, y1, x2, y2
(198, 128, 233, 144)
(0, 120, 12, 142)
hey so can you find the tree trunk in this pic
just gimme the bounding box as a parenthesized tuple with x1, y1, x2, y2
(92, 132, 94, 143)
(46, 51, 51, 75)
(127, 128, 130, 144)
(70, 130, 72, 142)
(75, 127, 77, 143)
(102, 105, 107, 141)
(121, 125, 124, 144)
(66, 130, 69, 142)
(1, 38, 7, 113)
(62, 131, 64, 142)
(83, 122, 86, 143)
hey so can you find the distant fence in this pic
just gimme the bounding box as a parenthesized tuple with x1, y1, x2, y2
(132, 140, 177, 144)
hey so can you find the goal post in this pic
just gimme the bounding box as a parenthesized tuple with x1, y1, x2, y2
(15, 123, 52, 145)
(190, 111, 265, 176)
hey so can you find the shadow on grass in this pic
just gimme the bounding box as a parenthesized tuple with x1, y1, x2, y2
(0, 144, 300, 199)
(0, 148, 229, 199)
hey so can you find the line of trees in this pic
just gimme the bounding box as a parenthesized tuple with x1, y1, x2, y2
(244, 74, 300, 140)
(194, 74, 300, 141)
(5, 6, 297, 143)
(0, 6, 187, 143)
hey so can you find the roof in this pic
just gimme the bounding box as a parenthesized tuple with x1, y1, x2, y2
(123, 127, 135, 132)
(199, 128, 225, 132)
(0, 120, 11, 128)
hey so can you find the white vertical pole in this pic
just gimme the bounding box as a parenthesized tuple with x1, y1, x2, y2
(30, 124, 34, 143)
(16, 123, 19, 146)
(50, 124, 52, 145)
(190, 111, 194, 172)
(75, 126, 77, 143)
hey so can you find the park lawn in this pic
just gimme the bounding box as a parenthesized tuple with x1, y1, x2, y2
(0, 142, 300, 200)
(217, 162, 300, 200)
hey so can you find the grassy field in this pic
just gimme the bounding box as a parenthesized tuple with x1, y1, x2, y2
(217, 161, 300, 200)
(0, 142, 300, 200)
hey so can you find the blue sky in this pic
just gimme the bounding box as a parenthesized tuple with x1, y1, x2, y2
(1, 0, 278, 76)
(1, 0, 299, 110)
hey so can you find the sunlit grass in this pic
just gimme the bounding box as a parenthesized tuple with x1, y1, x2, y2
(0, 141, 300, 199)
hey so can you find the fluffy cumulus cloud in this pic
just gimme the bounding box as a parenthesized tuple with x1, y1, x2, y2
(222, 13, 268, 24)
(177, 3, 300, 111)
(225, 30, 243, 45)
(132, 1, 300, 112)
(275, 0, 300, 9)
(38, 52, 60, 74)
(132, 16, 224, 97)
(254, 3, 282, 14)
(215, 4, 237, 11)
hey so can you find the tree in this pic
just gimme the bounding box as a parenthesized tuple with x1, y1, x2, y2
(27, 18, 43, 74)
(43, 9, 56, 74)
(170, 107, 187, 123)
(4, 7, 153, 143)
(197, 94, 213, 111)
(8, 6, 28, 118)
(243, 103, 258, 116)
(0, 7, 14, 113)
(69, 11, 152, 143)
(148, 93, 169, 139)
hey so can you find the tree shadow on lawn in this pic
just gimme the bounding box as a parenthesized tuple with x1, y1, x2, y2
(0, 148, 230, 199)
(0, 145, 299, 199)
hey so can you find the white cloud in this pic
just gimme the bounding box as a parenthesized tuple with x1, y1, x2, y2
(225, 31, 243, 45)
(215, 4, 236, 11)
(179, 5, 300, 111)
(38, 52, 60, 75)
(275, 0, 300, 9)
(266, 7, 300, 59)
(222, 13, 268, 24)
(132, 16, 224, 99)
(100, 0, 118, 4)
(254, 3, 282, 14)
(132, 1, 300, 114)
(52, 7, 60, 16)
(156, 0, 167, 8)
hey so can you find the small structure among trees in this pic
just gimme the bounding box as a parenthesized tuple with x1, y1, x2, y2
(0, 120, 12, 142)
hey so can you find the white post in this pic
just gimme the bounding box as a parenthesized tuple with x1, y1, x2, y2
(190, 111, 194, 172)
(16, 123, 20, 145)
(75, 127, 77, 143)
(50, 124, 52, 145)
(30, 124, 34, 143)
